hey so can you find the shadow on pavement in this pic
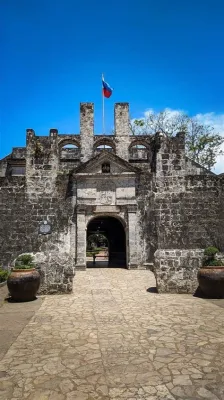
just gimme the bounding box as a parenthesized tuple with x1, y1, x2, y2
(194, 286, 224, 308)
(6, 296, 39, 303)
(146, 286, 158, 294)
(0, 288, 44, 361)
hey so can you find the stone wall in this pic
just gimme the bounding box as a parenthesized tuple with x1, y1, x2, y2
(154, 249, 204, 293)
(132, 132, 224, 294)
(154, 175, 224, 252)
(0, 174, 75, 294)
(136, 171, 157, 264)
(151, 134, 224, 293)
(0, 177, 26, 265)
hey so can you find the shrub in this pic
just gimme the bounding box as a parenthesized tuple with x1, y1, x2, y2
(0, 269, 9, 282)
(86, 250, 99, 257)
(203, 259, 224, 266)
(204, 246, 219, 257)
(15, 254, 34, 269)
(203, 246, 224, 266)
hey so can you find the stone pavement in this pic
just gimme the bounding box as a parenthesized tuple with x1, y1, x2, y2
(0, 269, 224, 400)
(0, 283, 43, 361)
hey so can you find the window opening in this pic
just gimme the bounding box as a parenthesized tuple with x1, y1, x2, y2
(102, 163, 110, 173)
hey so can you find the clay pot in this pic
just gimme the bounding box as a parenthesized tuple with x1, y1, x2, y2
(197, 266, 224, 298)
(7, 268, 40, 301)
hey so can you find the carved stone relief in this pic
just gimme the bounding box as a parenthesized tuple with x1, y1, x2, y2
(96, 180, 115, 205)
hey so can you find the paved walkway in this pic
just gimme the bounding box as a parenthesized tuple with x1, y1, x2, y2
(0, 269, 224, 400)
(0, 282, 43, 361)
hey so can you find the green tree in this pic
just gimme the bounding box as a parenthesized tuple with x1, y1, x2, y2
(131, 109, 224, 170)
(87, 234, 108, 250)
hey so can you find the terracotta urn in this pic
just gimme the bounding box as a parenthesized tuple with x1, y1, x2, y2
(197, 266, 224, 298)
(7, 268, 40, 301)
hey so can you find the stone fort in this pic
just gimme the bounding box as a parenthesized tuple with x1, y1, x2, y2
(0, 103, 224, 294)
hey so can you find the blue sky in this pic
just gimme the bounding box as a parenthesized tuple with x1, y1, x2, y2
(1, 0, 224, 167)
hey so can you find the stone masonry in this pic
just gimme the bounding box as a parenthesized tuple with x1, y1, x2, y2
(0, 103, 224, 294)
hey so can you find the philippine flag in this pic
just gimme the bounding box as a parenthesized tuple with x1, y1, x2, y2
(102, 76, 113, 98)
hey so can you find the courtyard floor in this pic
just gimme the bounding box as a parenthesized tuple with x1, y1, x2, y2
(0, 269, 224, 400)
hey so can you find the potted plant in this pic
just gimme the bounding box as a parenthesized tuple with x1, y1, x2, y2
(7, 254, 40, 301)
(197, 246, 224, 298)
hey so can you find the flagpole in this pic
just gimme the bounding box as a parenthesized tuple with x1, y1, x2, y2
(102, 73, 105, 134)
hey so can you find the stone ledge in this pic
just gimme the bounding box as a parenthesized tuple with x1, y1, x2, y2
(128, 264, 138, 269)
(75, 265, 86, 271)
(94, 205, 120, 213)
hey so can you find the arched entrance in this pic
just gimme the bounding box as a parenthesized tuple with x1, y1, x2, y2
(86, 216, 126, 268)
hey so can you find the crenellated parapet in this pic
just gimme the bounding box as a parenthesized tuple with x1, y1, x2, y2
(0, 103, 214, 180)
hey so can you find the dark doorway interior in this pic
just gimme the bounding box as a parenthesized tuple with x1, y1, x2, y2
(87, 216, 126, 268)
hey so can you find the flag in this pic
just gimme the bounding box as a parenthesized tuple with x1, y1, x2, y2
(102, 77, 113, 98)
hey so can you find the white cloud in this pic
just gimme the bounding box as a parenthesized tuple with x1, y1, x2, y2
(133, 109, 224, 174)
(144, 107, 184, 119)
(194, 112, 224, 132)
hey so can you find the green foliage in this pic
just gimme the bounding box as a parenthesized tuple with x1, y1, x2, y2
(15, 254, 34, 270)
(0, 269, 9, 282)
(203, 259, 224, 266)
(204, 246, 219, 257)
(87, 234, 108, 250)
(130, 110, 224, 170)
(133, 119, 145, 127)
(15, 265, 34, 270)
(203, 246, 223, 266)
(186, 121, 224, 170)
(86, 250, 100, 257)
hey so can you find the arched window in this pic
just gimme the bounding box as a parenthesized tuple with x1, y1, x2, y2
(129, 144, 148, 160)
(95, 144, 114, 154)
(60, 143, 80, 160)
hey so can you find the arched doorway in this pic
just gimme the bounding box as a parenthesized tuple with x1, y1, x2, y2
(86, 216, 126, 268)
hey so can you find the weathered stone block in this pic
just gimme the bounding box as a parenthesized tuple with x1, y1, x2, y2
(154, 249, 204, 294)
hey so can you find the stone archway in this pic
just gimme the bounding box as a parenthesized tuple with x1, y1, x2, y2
(86, 216, 127, 268)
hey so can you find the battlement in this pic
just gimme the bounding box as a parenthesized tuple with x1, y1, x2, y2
(25, 103, 130, 139)
(0, 102, 199, 179)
